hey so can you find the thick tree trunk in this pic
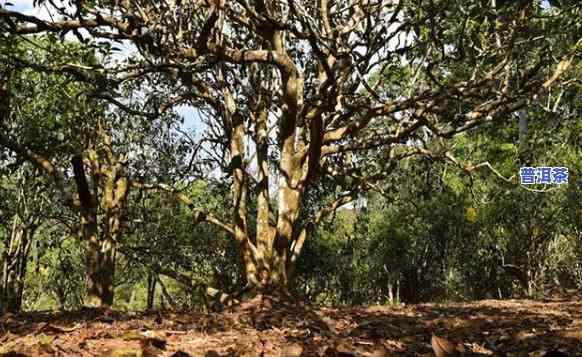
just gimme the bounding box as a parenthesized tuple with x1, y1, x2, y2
(272, 65, 303, 292)
(72, 129, 129, 307)
(84, 188, 126, 308)
(72, 155, 116, 307)
(220, 67, 263, 293)
(83, 207, 116, 307)
(85, 231, 115, 307)
(271, 184, 300, 291)
(253, 93, 275, 277)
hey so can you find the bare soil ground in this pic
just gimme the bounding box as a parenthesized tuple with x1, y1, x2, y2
(1, 292, 581, 356)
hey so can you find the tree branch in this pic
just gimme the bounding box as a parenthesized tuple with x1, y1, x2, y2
(129, 181, 235, 236)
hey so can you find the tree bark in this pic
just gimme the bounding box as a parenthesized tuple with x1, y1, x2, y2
(0, 181, 38, 313)
(147, 272, 156, 310)
(253, 89, 275, 279)
(72, 155, 116, 307)
(158, 276, 177, 310)
(1, 220, 33, 312)
(271, 29, 304, 292)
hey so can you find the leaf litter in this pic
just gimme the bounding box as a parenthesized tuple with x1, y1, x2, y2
(0, 293, 580, 356)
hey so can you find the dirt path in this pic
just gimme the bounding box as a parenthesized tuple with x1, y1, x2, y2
(1, 294, 581, 356)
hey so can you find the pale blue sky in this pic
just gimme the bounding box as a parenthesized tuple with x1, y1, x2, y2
(5, 0, 34, 13)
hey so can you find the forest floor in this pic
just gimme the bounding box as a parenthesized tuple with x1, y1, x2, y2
(0, 291, 581, 357)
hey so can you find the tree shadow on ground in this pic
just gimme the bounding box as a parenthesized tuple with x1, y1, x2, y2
(0, 295, 581, 356)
